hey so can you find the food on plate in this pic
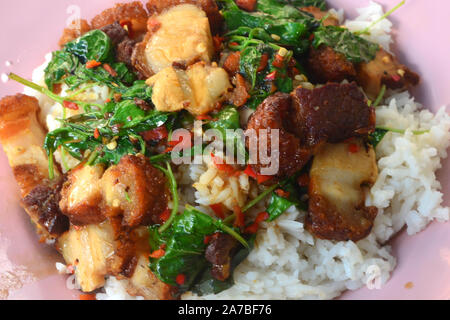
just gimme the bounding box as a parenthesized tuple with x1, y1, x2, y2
(0, 0, 449, 300)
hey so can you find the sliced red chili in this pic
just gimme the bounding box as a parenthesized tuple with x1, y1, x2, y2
(265, 71, 277, 81)
(149, 249, 166, 259)
(209, 204, 225, 219)
(391, 74, 401, 82)
(176, 274, 186, 286)
(63, 101, 79, 110)
(204, 235, 213, 245)
(272, 54, 284, 68)
(103, 63, 118, 77)
(257, 53, 269, 72)
(86, 60, 101, 69)
(196, 115, 213, 121)
(245, 212, 269, 234)
(243, 165, 257, 179)
(160, 208, 171, 222)
(275, 189, 290, 199)
(94, 128, 100, 139)
(211, 153, 236, 174)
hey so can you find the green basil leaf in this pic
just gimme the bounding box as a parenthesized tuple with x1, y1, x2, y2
(369, 128, 388, 148)
(312, 26, 380, 64)
(64, 30, 113, 64)
(44, 51, 80, 90)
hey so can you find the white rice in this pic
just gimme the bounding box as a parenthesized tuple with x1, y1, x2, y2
(344, 1, 393, 51)
(23, 2, 448, 300)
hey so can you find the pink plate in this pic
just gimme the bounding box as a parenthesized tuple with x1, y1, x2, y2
(0, 0, 448, 300)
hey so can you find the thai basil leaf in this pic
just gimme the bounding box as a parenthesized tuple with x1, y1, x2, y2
(312, 25, 379, 64)
(149, 207, 248, 293)
(257, 0, 318, 20)
(266, 183, 308, 221)
(369, 128, 388, 148)
(207, 106, 248, 161)
(44, 126, 93, 160)
(276, 0, 327, 10)
(64, 29, 113, 64)
(69, 62, 136, 91)
(95, 136, 141, 165)
(240, 46, 263, 89)
(149, 209, 224, 290)
(110, 101, 168, 131)
(220, 0, 313, 49)
(266, 193, 297, 222)
(121, 80, 153, 102)
(44, 51, 80, 91)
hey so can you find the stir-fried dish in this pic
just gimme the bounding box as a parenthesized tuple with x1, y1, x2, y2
(0, 0, 427, 299)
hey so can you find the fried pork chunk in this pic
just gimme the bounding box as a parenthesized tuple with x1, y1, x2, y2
(307, 45, 357, 83)
(205, 233, 237, 281)
(306, 139, 378, 242)
(133, 4, 215, 78)
(91, 1, 149, 39)
(0, 94, 69, 237)
(59, 164, 106, 226)
(307, 44, 420, 98)
(246, 93, 312, 182)
(59, 19, 91, 47)
(100, 155, 168, 227)
(356, 48, 420, 99)
(145, 0, 223, 34)
(147, 61, 231, 115)
(57, 221, 174, 298)
(292, 82, 375, 148)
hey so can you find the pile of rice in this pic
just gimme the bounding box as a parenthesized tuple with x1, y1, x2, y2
(24, 2, 449, 300)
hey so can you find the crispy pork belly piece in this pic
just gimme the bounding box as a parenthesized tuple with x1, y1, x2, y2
(133, 4, 215, 78)
(0, 94, 69, 237)
(100, 155, 168, 228)
(301, 6, 339, 26)
(146, 61, 231, 115)
(59, 164, 106, 226)
(57, 222, 174, 297)
(23, 182, 69, 236)
(356, 48, 420, 99)
(246, 93, 311, 182)
(145, 0, 223, 34)
(307, 45, 357, 83)
(128, 253, 176, 299)
(306, 139, 378, 242)
(91, 1, 148, 39)
(57, 222, 116, 292)
(59, 19, 91, 47)
(292, 82, 375, 148)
